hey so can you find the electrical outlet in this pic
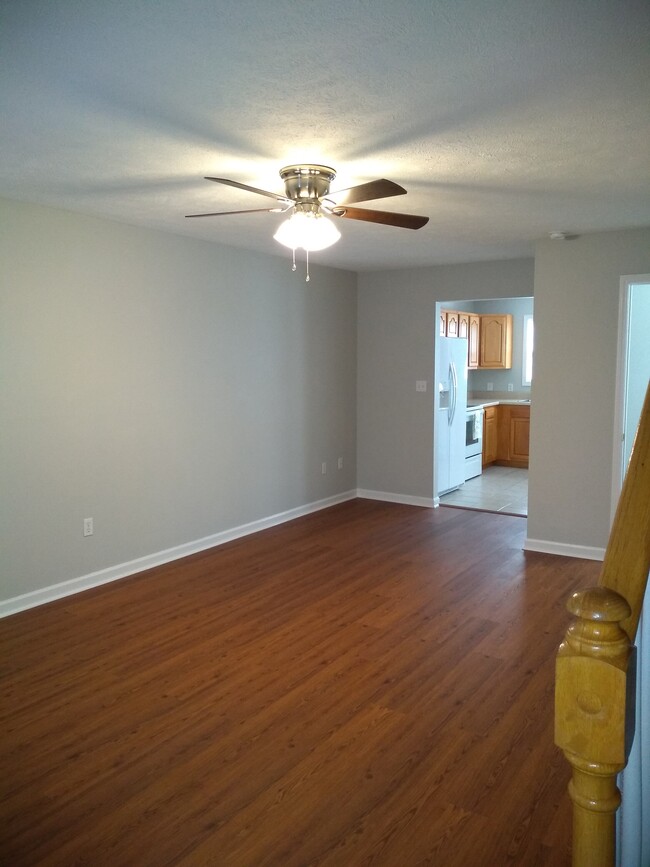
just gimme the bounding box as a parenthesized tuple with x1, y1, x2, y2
(321, 462, 327, 475)
(337, 457, 343, 470)
(415, 380, 427, 392)
(487, 382, 494, 392)
(507, 383, 514, 392)
(83, 517, 94, 537)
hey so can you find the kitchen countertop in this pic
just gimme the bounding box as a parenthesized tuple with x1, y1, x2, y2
(467, 399, 531, 409)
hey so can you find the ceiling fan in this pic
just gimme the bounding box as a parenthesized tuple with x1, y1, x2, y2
(186, 164, 429, 279)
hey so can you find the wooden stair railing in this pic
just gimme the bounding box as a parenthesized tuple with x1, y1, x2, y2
(555, 381, 650, 867)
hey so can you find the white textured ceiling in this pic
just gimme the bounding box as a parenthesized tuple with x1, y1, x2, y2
(1, 0, 649, 272)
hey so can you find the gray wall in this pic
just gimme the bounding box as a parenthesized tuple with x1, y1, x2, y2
(3, 198, 648, 607)
(357, 259, 535, 499)
(0, 198, 357, 601)
(528, 228, 650, 549)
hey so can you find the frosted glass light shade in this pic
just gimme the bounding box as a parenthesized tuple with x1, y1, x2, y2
(273, 211, 341, 251)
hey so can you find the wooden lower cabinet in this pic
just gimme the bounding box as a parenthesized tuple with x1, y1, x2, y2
(482, 406, 498, 466)
(509, 407, 531, 463)
(496, 405, 530, 468)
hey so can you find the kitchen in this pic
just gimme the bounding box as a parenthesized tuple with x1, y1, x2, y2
(435, 297, 533, 516)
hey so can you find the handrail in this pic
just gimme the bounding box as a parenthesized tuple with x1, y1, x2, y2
(555, 381, 650, 867)
(598, 381, 650, 641)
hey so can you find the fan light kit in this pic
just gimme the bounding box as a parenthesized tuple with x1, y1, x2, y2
(186, 164, 429, 281)
(273, 210, 341, 252)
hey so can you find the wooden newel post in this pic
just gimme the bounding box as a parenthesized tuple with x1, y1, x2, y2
(555, 587, 633, 867)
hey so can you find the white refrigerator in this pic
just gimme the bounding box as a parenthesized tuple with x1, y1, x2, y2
(436, 336, 468, 496)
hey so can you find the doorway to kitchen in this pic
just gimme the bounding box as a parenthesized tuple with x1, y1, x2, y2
(435, 296, 533, 517)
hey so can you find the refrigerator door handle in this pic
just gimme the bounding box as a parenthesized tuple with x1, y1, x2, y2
(449, 362, 457, 425)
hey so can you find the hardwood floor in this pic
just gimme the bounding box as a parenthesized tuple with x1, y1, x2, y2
(0, 500, 600, 866)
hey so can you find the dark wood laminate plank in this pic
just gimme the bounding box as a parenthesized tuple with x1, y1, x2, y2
(0, 500, 598, 865)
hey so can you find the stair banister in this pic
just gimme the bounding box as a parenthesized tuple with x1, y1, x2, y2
(555, 381, 650, 867)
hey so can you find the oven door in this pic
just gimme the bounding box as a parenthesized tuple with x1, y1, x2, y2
(465, 409, 483, 458)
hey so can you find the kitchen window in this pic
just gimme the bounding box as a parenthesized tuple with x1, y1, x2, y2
(522, 314, 534, 386)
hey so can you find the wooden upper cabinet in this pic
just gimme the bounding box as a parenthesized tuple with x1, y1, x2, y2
(479, 314, 513, 369)
(468, 314, 480, 369)
(441, 308, 479, 370)
(441, 309, 511, 370)
(445, 310, 460, 338)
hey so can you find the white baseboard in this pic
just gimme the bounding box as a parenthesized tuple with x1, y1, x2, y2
(523, 537, 606, 561)
(0, 490, 357, 618)
(356, 489, 436, 509)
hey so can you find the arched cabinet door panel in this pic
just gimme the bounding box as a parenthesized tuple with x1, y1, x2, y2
(479, 314, 513, 369)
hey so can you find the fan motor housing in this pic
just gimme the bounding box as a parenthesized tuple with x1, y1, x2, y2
(279, 165, 336, 204)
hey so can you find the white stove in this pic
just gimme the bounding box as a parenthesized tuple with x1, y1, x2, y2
(465, 408, 484, 481)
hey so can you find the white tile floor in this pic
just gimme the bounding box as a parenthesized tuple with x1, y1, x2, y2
(440, 466, 528, 516)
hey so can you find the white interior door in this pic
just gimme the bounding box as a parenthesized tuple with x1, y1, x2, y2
(614, 277, 650, 867)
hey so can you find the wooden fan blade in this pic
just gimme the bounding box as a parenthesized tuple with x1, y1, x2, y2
(332, 206, 429, 230)
(185, 207, 283, 218)
(326, 179, 406, 206)
(205, 177, 289, 203)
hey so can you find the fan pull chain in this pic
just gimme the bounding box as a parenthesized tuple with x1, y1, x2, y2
(306, 249, 310, 282)
(291, 248, 296, 271)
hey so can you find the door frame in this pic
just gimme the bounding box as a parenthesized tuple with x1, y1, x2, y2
(611, 274, 650, 518)
(611, 273, 650, 867)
